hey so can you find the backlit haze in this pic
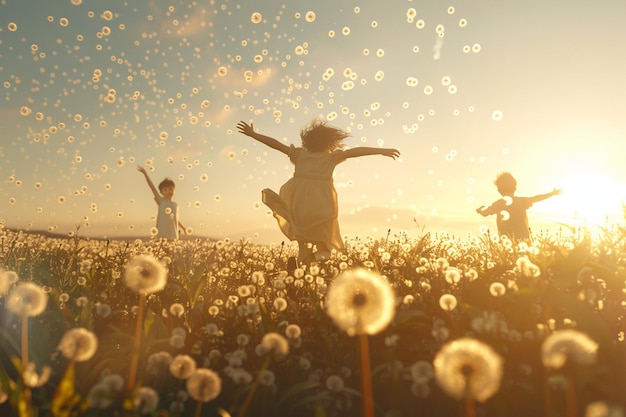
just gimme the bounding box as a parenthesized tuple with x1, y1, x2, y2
(1, 0, 625, 244)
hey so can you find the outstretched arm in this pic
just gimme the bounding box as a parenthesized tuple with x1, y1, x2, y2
(529, 188, 561, 204)
(342, 147, 400, 160)
(137, 166, 161, 203)
(237, 121, 290, 155)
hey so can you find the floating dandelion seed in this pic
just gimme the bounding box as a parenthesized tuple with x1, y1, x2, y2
(492, 110, 503, 121)
(434, 337, 503, 402)
(251, 12, 262, 23)
(305, 11, 316, 22)
(326, 268, 395, 336)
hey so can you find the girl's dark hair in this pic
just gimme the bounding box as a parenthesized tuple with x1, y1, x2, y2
(159, 178, 175, 192)
(300, 119, 349, 152)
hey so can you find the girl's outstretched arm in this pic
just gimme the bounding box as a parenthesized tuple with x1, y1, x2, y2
(137, 166, 161, 203)
(343, 147, 400, 160)
(237, 121, 290, 155)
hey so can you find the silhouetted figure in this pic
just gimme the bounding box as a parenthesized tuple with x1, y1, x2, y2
(237, 119, 400, 263)
(476, 172, 560, 241)
(137, 166, 187, 239)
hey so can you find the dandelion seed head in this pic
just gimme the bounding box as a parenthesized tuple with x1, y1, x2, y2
(186, 368, 222, 402)
(541, 329, 598, 369)
(123, 254, 167, 295)
(433, 337, 503, 402)
(169, 354, 197, 379)
(260, 332, 289, 357)
(7, 282, 48, 317)
(58, 327, 98, 362)
(326, 268, 395, 336)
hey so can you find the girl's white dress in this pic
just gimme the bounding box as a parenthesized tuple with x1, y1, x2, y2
(156, 198, 179, 239)
(262, 145, 346, 251)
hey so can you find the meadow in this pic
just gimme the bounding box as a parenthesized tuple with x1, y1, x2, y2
(0, 218, 625, 417)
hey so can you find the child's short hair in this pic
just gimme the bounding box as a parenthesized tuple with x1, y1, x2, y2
(159, 178, 175, 192)
(300, 118, 349, 152)
(494, 172, 517, 195)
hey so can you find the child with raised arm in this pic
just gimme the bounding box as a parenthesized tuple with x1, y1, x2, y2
(476, 172, 561, 241)
(237, 119, 400, 264)
(137, 166, 187, 239)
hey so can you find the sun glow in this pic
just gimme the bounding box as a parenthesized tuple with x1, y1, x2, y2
(540, 171, 626, 229)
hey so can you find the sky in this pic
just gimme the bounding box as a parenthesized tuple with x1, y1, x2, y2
(1, 0, 625, 244)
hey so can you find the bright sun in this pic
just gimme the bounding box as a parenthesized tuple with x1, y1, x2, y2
(540, 171, 626, 228)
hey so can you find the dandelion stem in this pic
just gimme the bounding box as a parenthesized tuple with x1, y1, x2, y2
(359, 333, 375, 417)
(126, 292, 146, 394)
(20, 315, 33, 417)
(194, 401, 203, 417)
(21, 315, 29, 372)
(565, 370, 577, 417)
(464, 397, 476, 417)
(235, 356, 271, 417)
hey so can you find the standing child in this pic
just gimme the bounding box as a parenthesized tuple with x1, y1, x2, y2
(237, 119, 400, 263)
(476, 172, 561, 241)
(137, 166, 187, 239)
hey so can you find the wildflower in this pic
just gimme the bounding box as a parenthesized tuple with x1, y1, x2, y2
(186, 368, 222, 402)
(58, 327, 98, 362)
(95, 302, 111, 318)
(208, 305, 219, 316)
(170, 302, 185, 317)
(410, 360, 434, 384)
(170, 354, 197, 379)
(123, 254, 167, 295)
(75, 296, 89, 307)
(326, 268, 395, 336)
(22, 362, 52, 387)
(514, 256, 541, 278)
(259, 332, 289, 357)
(433, 337, 503, 402)
(0, 270, 13, 296)
(133, 386, 159, 414)
(541, 329, 598, 369)
(147, 351, 173, 374)
(326, 375, 345, 392)
(444, 267, 461, 284)
(237, 285, 252, 297)
(170, 334, 185, 349)
(7, 282, 48, 317)
(273, 297, 288, 311)
(285, 324, 302, 339)
(229, 368, 253, 384)
(259, 369, 276, 386)
(439, 294, 458, 311)
(88, 383, 114, 409)
(101, 374, 124, 391)
(489, 282, 506, 297)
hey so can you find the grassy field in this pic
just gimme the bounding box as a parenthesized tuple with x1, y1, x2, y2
(0, 221, 625, 417)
